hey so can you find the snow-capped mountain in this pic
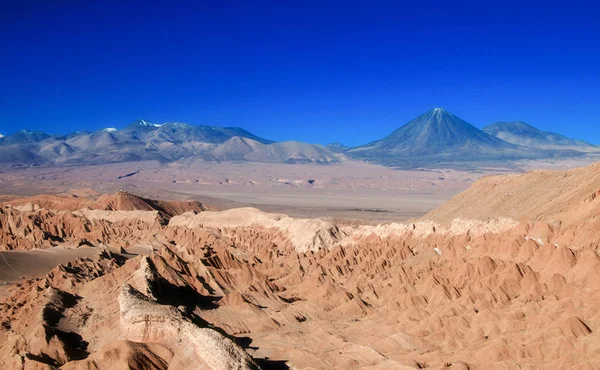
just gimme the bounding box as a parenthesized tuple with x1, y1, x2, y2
(0, 120, 338, 166)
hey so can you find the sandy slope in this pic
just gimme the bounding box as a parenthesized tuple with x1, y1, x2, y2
(425, 161, 600, 225)
(2, 163, 600, 369)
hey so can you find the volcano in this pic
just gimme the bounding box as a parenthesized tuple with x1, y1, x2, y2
(346, 108, 580, 168)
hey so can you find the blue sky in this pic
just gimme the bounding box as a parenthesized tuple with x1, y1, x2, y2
(1, 0, 599, 146)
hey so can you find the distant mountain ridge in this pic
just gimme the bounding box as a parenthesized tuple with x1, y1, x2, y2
(0, 130, 51, 145)
(483, 121, 598, 151)
(326, 142, 349, 153)
(0, 110, 596, 169)
(0, 120, 339, 166)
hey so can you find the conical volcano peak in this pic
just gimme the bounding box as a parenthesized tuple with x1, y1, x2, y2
(424, 107, 455, 121)
(428, 107, 455, 118)
(431, 107, 449, 114)
(347, 107, 517, 163)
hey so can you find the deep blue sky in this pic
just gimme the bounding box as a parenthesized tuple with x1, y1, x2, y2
(1, 0, 599, 145)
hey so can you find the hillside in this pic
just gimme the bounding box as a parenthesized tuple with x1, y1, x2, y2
(424, 161, 600, 225)
(484, 121, 599, 151)
(3, 191, 207, 223)
(244, 141, 340, 164)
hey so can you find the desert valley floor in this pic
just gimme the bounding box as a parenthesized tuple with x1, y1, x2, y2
(0, 160, 484, 222)
(2, 158, 595, 222)
(2, 160, 600, 369)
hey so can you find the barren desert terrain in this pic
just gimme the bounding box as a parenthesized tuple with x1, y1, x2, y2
(1, 162, 600, 369)
(0, 160, 494, 222)
(4, 1, 600, 368)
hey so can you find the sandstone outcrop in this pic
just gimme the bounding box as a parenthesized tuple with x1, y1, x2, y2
(119, 284, 259, 370)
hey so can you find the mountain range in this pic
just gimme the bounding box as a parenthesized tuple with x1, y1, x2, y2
(0, 121, 338, 166)
(0, 109, 596, 169)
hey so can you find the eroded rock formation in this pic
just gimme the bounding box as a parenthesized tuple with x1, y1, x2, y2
(2, 163, 600, 369)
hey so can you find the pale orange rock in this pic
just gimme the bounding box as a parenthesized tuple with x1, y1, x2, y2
(2, 162, 600, 369)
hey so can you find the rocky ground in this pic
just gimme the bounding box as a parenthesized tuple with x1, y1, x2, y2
(2, 163, 600, 369)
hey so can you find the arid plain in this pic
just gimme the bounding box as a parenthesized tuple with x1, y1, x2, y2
(0, 160, 491, 222)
